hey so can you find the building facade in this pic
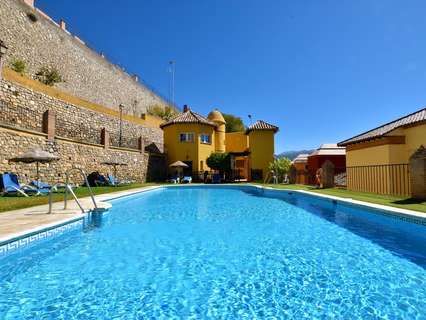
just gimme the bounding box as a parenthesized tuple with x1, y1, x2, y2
(161, 106, 278, 181)
(306, 144, 346, 184)
(338, 108, 426, 196)
(292, 154, 309, 184)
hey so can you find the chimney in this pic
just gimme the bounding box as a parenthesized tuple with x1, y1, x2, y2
(60, 19, 66, 30)
(24, 0, 34, 7)
(183, 105, 190, 112)
(132, 74, 139, 82)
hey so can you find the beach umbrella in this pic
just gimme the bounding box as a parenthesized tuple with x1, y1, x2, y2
(9, 148, 59, 187)
(101, 160, 128, 178)
(169, 161, 188, 178)
(169, 161, 189, 168)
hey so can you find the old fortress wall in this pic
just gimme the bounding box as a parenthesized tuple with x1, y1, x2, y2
(0, 0, 168, 183)
(0, 0, 168, 115)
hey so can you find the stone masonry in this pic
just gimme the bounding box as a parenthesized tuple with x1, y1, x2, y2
(0, 129, 149, 184)
(0, 0, 169, 116)
(0, 79, 163, 150)
(409, 146, 426, 200)
(0, 77, 166, 183)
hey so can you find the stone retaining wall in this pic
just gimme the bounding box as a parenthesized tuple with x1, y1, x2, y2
(0, 78, 164, 151)
(0, 77, 166, 183)
(0, 129, 150, 184)
(0, 0, 168, 115)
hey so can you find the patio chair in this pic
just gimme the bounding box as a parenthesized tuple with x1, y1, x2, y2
(0, 173, 47, 196)
(107, 174, 130, 186)
(182, 176, 192, 184)
(169, 176, 180, 184)
(30, 180, 52, 189)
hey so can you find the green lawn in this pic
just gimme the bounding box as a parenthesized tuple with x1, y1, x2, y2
(261, 184, 426, 213)
(0, 183, 156, 213)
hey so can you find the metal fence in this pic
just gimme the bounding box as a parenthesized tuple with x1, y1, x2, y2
(347, 163, 410, 197)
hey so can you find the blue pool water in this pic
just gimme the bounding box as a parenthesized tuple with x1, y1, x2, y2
(1, 186, 426, 319)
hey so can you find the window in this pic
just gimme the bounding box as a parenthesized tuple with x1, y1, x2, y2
(200, 160, 204, 170)
(180, 133, 194, 143)
(200, 134, 211, 144)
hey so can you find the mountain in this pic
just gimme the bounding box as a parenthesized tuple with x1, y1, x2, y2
(276, 150, 314, 160)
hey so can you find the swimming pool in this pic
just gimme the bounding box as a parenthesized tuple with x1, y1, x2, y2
(1, 185, 426, 319)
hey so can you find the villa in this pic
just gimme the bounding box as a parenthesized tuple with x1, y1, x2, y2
(338, 107, 426, 196)
(161, 105, 278, 181)
(2, 1, 426, 319)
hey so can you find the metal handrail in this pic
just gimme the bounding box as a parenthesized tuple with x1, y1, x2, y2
(64, 168, 98, 210)
(48, 183, 85, 214)
(47, 168, 97, 214)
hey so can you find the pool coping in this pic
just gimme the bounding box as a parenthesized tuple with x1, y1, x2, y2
(0, 184, 425, 249)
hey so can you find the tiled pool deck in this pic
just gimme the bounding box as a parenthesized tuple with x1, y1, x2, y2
(0, 186, 161, 243)
(0, 184, 425, 245)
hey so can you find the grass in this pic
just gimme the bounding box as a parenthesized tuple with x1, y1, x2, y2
(260, 184, 426, 213)
(0, 183, 156, 213)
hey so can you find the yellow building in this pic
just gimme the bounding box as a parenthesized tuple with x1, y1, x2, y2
(338, 107, 426, 196)
(161, 106, 278, 181)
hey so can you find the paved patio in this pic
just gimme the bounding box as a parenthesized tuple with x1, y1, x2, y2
(0, 186, 161, 242)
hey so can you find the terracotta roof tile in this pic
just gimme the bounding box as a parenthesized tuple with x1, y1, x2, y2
(339, 108, 426, 146)
(160, 110, 216, 128)
(309, 144, 346, 156)
(246, 120, 279, 133)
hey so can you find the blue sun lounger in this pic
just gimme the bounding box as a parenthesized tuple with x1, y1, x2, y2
(0, 173, 48, 196)
(30, 180, 51, 189)
(107, 174, 131, 186)
(182, 176, 192, 183)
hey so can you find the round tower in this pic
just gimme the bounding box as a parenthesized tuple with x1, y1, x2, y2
(207, 109, 226, 153)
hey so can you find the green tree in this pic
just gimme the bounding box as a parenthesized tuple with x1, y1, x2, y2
(35, 66, 63, 86)
(147, 105, 179, 121)
(223, 113, 245, 132)
(206, 152, 231, 172)
(10, 58, 27, 75)
(268, 157, 292, 181)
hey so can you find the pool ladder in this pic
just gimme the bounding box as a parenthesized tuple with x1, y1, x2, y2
(48, 168, 97, 214)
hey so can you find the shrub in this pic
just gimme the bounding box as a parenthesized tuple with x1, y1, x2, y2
(268, 157, 292, 181)
(27, 12, 38, 22)
(10, 59, 27, 75)
(206, 152, 231, 172)
(35, 66, 63, 86)
(147, 105, 179, 121)
(223, 113, 245, 132)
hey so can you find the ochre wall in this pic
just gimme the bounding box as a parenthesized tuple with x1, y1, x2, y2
(346, 145, 392, 166)
(404, 124, 426, 158)
(163, 123, 215, 173)
(346, 123, 426, 167)
(247, 131, 275, 178)
(214, 123, 226, 153)
(344, 123, 426, 196)
(225, 132, 249, 153)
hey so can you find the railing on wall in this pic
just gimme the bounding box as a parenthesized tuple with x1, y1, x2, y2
(347, 164, 410, 197)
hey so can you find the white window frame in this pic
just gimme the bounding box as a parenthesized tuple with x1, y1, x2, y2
(200, 133, 211, 145)
(179, 132, 194, 143)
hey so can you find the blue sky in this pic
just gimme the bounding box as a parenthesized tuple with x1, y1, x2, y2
(37, 0, 426, 153)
